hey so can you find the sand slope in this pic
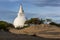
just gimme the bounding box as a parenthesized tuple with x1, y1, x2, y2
(9, 24, 60, 38)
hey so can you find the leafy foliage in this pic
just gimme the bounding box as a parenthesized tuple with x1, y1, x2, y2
(50, 22, 60, 27)
(0, 21, 14, 31)
(46, 19, 52, 22)
(25, 18, 44, 25)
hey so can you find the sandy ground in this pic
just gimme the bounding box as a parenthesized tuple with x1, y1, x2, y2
(0, 31, 60, 40)
(9, 24, 60, 38)
(0, 24, 60, 40)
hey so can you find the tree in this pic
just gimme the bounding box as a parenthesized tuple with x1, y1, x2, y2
(0, 21, 14, 31)
(30, 18, 41, 24)
(46, 19, 52, 22)
(44, 19, 52, 24)
(50, 22, 60, 27)
(25, 18, 44, 25)
(40, 18, 45, 24)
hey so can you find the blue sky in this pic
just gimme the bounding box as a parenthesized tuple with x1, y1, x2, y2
(0, 0, 60, 23)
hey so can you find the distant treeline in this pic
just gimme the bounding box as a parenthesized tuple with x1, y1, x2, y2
(0, 18, 60, 31)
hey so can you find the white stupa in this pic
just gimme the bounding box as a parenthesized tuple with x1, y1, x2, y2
(13, 4, 26, 28)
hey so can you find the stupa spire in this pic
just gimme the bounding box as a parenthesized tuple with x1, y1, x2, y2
(18, 4, 24, 16)
(19, 4, 24, 13)
(13, 4, 26, 28)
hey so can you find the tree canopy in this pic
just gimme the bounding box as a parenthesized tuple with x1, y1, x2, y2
(25, 18, 44, 25)
(0, 21, 14, 31)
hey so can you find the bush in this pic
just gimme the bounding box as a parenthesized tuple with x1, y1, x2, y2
(50, 22, 60, 27)
(25, 18, 44, 25)
(0, 21, 14, 31)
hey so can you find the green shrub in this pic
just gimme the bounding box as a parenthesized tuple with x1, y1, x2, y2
(50, 22, 60, 27)
(25, 18, 44, 25)
(0, 21, 14, 31)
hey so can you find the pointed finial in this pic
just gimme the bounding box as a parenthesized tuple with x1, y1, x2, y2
(18, 4, 24, 16)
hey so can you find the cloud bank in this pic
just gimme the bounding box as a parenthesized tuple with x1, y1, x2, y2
(24, 0, 60, 7)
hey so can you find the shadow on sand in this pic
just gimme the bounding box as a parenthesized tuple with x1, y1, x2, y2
(0, 31, 60, 40)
